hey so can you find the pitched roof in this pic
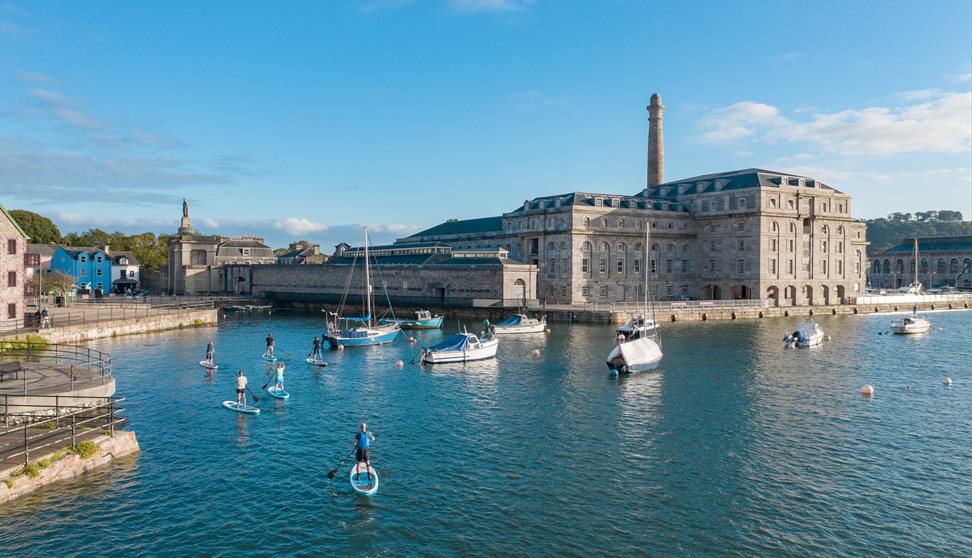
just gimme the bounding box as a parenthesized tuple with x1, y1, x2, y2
(112, 251, 140, 265)
(0, 203, 30, 239)
(640, 168, 840, 198)
(405, 217, 504, 239)
(220, 238, 270, 248)
(27, 243, 58, 257)
(879, 236, 972, 254)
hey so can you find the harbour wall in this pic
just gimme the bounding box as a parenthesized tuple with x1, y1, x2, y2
(0, 308, 218, 344)
(0, 431, 139, 505)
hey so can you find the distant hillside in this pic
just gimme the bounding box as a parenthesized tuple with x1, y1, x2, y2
(865, 211, 972, 255)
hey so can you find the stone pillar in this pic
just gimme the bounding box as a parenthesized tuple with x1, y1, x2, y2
(647, 93, 664, 187)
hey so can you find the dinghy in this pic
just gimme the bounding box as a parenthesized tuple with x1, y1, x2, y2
(349, 463, 379, 495)
(222, 401, 260, 414)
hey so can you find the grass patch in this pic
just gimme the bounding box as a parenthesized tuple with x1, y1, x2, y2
(178, 322, 185, 328)
(32, 421, 57, 430)
(4, 479, 12, 489)
(111, 330, 118, 338)
(191, 319, 205, 327)
(9, 447, 73, 479)
(0, 335, 49, 354)
(72, 441, 100, 459)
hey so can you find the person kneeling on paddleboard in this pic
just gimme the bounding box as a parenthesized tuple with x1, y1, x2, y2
(274, 362, 285, 391)
(312, 336, 322, 362)
(236, 371, 248, 407)
(354, 423, 376, 481)
(265, 332, 275, 358)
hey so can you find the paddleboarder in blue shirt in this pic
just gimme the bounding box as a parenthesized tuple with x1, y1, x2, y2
(354, 423, 376, 481)
(265, 332, 275, 358)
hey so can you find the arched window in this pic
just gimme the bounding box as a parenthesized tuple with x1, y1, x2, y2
(855, 250, 862, 275)
(636, 219, 643, 229)
(582, 242, 592, 252)
(737, 198, 747, 210)
(547, 242, 555, 252)
(770, 199, 777, 208)
(787, 200, 795, 210)
(837, 225, 844, 235)
(617, 243, 627, 253)
(584, 217, 591, 227)
(618, 218, 625, 228)
(600, 242, 610, 252)
(895, 259, 904, 273)
(634, 243, 643, 252)
(920, 259, 928, 273)
(950, 258, 960, 273)
(937, 259, 946, 274)
(559, 241, 566, 251)
(667, 243, 675, 253)
(821, 225, 829, 235)
(872, 260, 881, 274)
(883, 259, 890, 274)
(789, 223, 796, 233)
(771, 221, 779, 232)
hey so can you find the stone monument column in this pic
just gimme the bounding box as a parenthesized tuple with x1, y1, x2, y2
(647, 93, 665, 187)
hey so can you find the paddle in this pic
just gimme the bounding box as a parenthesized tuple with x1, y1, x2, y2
(326, 445, 357, 479)
(245, 384, 260, 403)
(262, 364, 282, 391)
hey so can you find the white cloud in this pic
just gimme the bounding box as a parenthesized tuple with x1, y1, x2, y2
(448, 0, 530, 14)
(697, 91, 972, 156)
(14, 71, 59, 85)
(273, 217, 330, 236)
(946, 72, 972, 83)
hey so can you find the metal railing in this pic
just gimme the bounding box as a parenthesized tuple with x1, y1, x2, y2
(0, 300, 214, 334)
(0, 343, 113, 395)
(0, 395, 126, 466)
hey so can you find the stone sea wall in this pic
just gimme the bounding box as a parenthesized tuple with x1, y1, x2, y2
(0, 430, 140, 505)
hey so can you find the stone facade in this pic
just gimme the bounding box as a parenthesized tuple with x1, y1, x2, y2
(869, 236, 972, 289)
(167, 200, 276, 295)
(400, 169, 868, 306)
(1, 204, 29, 326)
(226, 246, 538, 307)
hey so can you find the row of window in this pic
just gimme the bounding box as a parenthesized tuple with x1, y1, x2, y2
(575, 284, 686, 297)
(574, 241, 689, 254)
(766, 258, 861, 276)
(872, 258, 972, 275)
(766, 198, 847, 213)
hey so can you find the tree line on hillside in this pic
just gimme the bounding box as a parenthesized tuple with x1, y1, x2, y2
(10, 209, 171, 271)
(864, 210, 971, 254)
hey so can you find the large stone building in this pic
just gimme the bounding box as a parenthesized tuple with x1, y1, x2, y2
(167, 199, 276, 294)
(1, 204, 30, 327)
(399, 94, 868, 306)
(869, 236, 972, 289)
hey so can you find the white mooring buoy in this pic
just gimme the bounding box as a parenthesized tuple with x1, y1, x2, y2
(532, 349, 541, 358)
(944, 377, 953, 386)
(395, 360, 404, 368)
(860, 384, 874, 397)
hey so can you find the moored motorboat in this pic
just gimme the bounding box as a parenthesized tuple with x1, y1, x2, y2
(420, 330, 499, 364)
(791, 320, 824, 347)
(489, 314, 546, 334)
(379, 309, 444, 329)
(891, 313, 931, 334)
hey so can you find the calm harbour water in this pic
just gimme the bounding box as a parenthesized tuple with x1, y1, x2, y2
(1, 310, 970, 557)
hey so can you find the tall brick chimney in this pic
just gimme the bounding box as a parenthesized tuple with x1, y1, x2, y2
(647, 93, 664, 187)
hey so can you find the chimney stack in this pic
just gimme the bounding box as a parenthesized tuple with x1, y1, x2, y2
(647, 93, 665, 187)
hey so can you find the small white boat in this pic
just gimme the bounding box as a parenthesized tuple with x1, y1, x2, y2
(791, 320, 824, 347)
(615, 317, 659, 341)
(891, 314, 931, 334)
(489, 314, 546, 334)
(606, 336, 663, 373)
(420, 331, 499, 364)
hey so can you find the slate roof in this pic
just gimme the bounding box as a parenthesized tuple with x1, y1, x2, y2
(880, 236, 972, 254)
(327, 254, 445, 266)
(640, 168, 840, 199)
(405, 217, 504, 239)
(220, 238, 270, 248)
(27, 243, 58, 257)
(112, 251, 140, 265)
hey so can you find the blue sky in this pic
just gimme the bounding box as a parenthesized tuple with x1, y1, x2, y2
(2, 0, 970, 249)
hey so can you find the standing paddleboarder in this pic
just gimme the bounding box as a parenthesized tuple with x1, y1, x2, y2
(274, 362, 285, 391)
(353, 423, 376, 481)
(265, 332, 275, 358)
(205, 339, 215, 364)
(236, 371, 248, 407)
(311, 336, 322, 362)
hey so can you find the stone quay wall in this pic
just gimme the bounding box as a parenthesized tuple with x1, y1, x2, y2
(0, 308, 218, 344)
(0, 430, 139, 505)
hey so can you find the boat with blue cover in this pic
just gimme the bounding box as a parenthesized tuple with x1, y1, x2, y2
(324, 226, 401, 349)
(379, 309, 444, 330)
(420, 330, 498, 364)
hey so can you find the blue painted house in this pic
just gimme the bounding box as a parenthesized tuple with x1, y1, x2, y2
(50, 247, 112, 293)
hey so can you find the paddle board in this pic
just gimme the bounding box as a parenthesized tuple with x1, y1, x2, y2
(263, 355, 277, 362)
(349, 463, 379, 495)
(267, 386, 290, 399)
(222, 401, 260, 414)
(305, 358, 328, 367)
(200, 360, 218, 369)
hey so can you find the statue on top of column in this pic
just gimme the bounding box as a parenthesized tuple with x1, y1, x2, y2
(183, 198, 189, 217)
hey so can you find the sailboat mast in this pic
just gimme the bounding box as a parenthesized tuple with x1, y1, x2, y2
(364, 226, 373, 327)
(914, 238, 919, 290)
(644, 222, 649, 319)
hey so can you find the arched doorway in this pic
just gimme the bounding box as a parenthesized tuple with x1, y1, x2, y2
(514, 278, 527, 306)
(766, 286, 780, 306)
(784, 286, 797, 306)
(704, 285, 722, 300)
(822, 285, 830, 305)
(836, 285, 846, 304)
(805, 285, 815, 306)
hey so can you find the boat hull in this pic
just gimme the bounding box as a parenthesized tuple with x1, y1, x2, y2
(891, 320, 931, 334)
(606, 337, 663, 373)
(491, 322, 546, 334)
(421, 339, 499, 364)
(796, 333, 824, 347)
(379, 316, 443, 329)
(326, 326, 400, 348)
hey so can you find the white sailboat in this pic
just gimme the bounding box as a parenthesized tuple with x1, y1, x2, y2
(324, 226, 401, 348)
(891, 239, 931, 334)
(606, 223, 663, 372)
(419, 329, 499, 364)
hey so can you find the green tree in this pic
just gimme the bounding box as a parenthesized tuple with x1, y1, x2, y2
(8, 210, 62, 243)
(26, 271, 77, 295)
